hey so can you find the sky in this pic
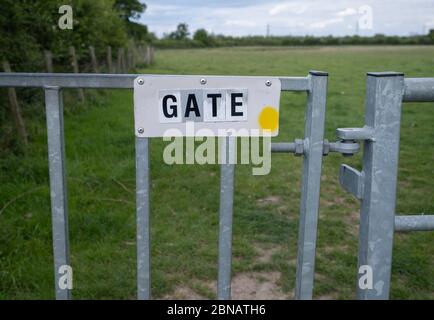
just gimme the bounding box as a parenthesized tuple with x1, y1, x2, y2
(137, 0, 434, 37)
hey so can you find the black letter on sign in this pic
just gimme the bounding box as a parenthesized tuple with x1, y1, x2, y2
(162, 95, 178, 118)
(231, 92, 244, 117)
(185, 94, 201, 118)
(207, 93, 222, 117)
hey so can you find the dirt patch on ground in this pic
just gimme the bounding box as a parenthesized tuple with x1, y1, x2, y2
(344, 210, 360, 235)
(161, 286, 207, 300)
(256, 195, 281, 206)
(162, 242, 292, 300)
(320, 196, 347, 207)
(320, 198, 335, 207)
(317, 292, 339, 300)
(256, 195, 292, 216)
(254, 243, 281, 264)
(322, 243, 350, 255)
(231, 272, 291, 299)
(162, 271, 291, 300)
(314, 273, 327, 281)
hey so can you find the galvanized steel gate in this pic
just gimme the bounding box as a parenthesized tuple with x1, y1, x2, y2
(336, 73, 434, 299)
(0, 71, 433, 300)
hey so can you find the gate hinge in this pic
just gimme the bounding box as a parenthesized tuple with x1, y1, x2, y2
(323, 139, 360, 156)
(336, 126, 375, 141)
(339, 164, 364, 200)
(272, 139, 360, 157)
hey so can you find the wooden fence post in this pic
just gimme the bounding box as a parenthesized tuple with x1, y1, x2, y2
(126, 47, 132, 70)
(142, 46, 146, 66)
(122, 48, 127, 73)
(107, 46, 113, 73)
(69, 46, 85, 102)
(137, 45, 142, 65)
(89, 46, 98, 73)
(116, 48, 121, 73)
(117, 48, 123, 73)
(141, 46, 146, 65)
(129, 46, 136, 69)
(2, 60, 28, 145)
(150, 47, 154, 65)
(44, 50, 54, 73)
(145, 46, 151, 66)
(123, 48, 128, 72)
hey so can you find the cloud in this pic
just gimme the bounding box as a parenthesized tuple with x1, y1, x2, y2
(146, 4, 181, 16)
(310, 18, 344, 29)
(224, 20, 258, 27)
(139, 0, 434, 37)
(269, 2, 307, 15)
(337, 8, 358, 17)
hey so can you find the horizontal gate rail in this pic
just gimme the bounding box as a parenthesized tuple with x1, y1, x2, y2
(0, 73, 309, 91)
(395, 215, 434, 232)
(0, 71, 325, 300)
(403, 78, 434, 102)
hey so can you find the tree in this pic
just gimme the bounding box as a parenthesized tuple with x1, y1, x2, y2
(0, 0, 136, 151)
(113, 0, 148, 41)
(0, 0, 128, 69)
(127, 21, 150, 41)
(113, 0, 146, 21)
(168, 23, 190, 40)
(193, 28, 214, 46)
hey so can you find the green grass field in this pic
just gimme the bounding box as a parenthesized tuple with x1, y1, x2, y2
(1, 46, 433, 299)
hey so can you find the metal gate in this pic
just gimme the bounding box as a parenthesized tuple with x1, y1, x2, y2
(335, 72, 434, 299)
(0, 71, 433, 300)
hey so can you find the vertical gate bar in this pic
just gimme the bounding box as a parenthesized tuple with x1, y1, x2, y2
(136, 137, 151, 300)
(357, 72, 404, 300)
(217, 136, 236, 299)
(295, 71, 328, 300)
(44, 87, 71, 300)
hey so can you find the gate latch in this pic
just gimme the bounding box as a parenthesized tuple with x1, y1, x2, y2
(339, 164, 364, 200)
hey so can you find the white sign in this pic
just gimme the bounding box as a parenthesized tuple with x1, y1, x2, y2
(134, 75, 281, 137)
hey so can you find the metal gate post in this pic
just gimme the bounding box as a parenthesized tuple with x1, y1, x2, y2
(295, 71, 328, 300)
(136, 137, 151, 299)
(356, 72, 405, 299)
(44, 87, 71, 300)
(217, 136, 236, 300)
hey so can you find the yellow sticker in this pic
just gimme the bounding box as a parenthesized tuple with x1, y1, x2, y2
(258, 106, 279, 132)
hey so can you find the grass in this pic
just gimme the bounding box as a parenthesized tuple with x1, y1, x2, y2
(0, 46, 433, 299)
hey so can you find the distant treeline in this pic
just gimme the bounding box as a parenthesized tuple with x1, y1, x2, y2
(0, 0, 152, 72)
(0, 0, 153, 152)
(154, 24, 434, 49)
